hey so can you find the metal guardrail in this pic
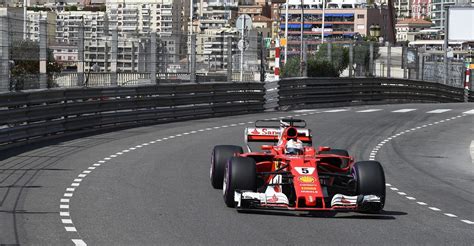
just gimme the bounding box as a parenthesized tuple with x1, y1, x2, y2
(0, 78, 471, 150)
(0, 82, 265, 149)
(277, 78, 473, 109)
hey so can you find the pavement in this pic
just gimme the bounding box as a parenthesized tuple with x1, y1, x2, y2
(0, 103, 473, 245)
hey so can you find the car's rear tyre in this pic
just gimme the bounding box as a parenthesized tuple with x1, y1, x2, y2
(210, 145, 243, 189)
(319, 149, 350, 168)
(223, 157, 257, 208)
(352, 161, 386, 213)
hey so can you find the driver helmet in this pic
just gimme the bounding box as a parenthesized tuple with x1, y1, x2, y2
(285, 139, 304, 155)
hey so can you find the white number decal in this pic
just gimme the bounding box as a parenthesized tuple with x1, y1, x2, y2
(295, 167, 315, 175)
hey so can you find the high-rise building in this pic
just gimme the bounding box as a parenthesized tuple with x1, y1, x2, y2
(431, 0, 469, 29)
(55, 11, 108, 45)
(395, 0, 412, 19)
(106, 0, 187, 63)
(411, 0, 431, 20)
(26, 10, 57, 45)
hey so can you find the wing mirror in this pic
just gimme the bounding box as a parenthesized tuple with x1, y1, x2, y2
(318, 146, 331, 152)
(261, 145, 273, 151)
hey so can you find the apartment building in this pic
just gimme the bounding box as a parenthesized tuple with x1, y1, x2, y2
(106, 0, 187, 63)
(395, 0, 412, 19)
(395, 18, 432, 41)
(431, 0, 470, 29)
(26, 10, 56, 45)
(411, 0, 431, 19)
(195, 0, 239, 69)
(280, 1, 392, 45)
(55, 10, 108, 44)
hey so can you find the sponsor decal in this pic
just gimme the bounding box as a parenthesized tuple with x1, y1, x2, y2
(250, 128, 260, 134)
(301, 186, 317, 191)
(301, 190, 318, 193)
(261, 128, 279, 135)
(248, 128, 280, 136)
(267, 194, 279, 203)
(298, 176, 315, 183)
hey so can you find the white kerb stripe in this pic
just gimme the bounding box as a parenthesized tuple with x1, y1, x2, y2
(392, 109, 416, 113)
(461, 220, 474, 224)
(426, 109, 451, 113)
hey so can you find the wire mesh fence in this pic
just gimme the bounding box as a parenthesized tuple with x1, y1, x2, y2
(0, 14, 471, 92)
(0, 14, 269, 92)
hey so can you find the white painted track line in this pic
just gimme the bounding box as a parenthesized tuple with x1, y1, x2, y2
(323, 109, 349, 113)
(426, 109, 451, 113)
(470, 141, 474, 165)
(392, 109, 416, 113)
(462, 109, 474, 114)
(356, 109, 382, 113)
(72, 239, 87, 246)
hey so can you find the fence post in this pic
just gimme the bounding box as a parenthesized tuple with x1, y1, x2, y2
(39, 19, 47, 88)
(190, 34, 196, 83)
(77, 20, 84, 86)
(327, 41, 332, 63)
(418, 52, 423, 80)
(110, 28, 118, 86)
(386, 43, 391, 78)
(227, 36, 233, 82)
(349, 41, 353, 77)
(0, 16, 9, 91)
(150, 32, 157, 84)
(303, 42, 308, 77)
(403, 46, 407, 79)
(369, 42, 374, 77)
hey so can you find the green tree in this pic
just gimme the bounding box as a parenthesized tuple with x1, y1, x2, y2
(10, 40, 62, 90)
(281, 56, 301, 78)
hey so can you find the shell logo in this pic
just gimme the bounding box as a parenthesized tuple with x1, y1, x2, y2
(298, 176, 315, 183)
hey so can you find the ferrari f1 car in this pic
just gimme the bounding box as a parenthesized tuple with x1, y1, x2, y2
(210, 118, 386, 213)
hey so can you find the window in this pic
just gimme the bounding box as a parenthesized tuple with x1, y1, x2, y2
(357, 14, 365, 19)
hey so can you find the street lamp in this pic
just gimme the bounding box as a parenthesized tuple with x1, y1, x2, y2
(369, 24, 381, 40)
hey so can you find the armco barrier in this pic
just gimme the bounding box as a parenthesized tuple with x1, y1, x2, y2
(0, 83, 265, 150)
(278, 77, 473, 109)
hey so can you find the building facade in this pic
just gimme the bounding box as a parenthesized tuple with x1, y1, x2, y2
(56, 10, 108, 45)
(395, 18, 432, 41)
(106, 0, 187, 63)
(26, 10, 56, 45)
(280, 3, 392, 46)
(431, 0, 470, 29)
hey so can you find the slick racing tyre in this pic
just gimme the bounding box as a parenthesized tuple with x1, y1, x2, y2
(319, 149, 350, 169)
(210, 145, 243, 189)
(223, 157, 257, 208)
(352, 161, 386, 213)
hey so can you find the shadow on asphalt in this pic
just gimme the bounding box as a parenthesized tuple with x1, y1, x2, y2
(238, 209, 407, 220)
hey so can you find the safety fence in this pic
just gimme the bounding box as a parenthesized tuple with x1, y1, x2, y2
(0, 78, 472, 150)
(0, 82, 265, 149)
(277, 77, 473, 109)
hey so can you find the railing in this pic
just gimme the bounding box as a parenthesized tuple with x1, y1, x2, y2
(0, 82, 265, 149)
(0, 78, 471, 150)
(277, 77, 473, 109)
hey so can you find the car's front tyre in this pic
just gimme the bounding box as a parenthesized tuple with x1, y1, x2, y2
(210, 145, 243, 189)
(223, 157, 257, 207)
(352, 161, 386, 213)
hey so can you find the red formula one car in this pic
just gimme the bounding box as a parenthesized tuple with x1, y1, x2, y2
(210, 118, 386, 213)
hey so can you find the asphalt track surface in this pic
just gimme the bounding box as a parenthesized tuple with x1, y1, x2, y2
(0, 103, 473, 245)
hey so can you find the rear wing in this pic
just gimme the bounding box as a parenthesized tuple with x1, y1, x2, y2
(245, 127, 312, 144)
